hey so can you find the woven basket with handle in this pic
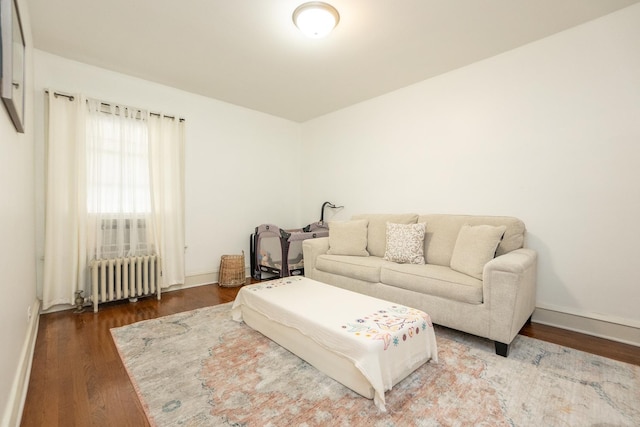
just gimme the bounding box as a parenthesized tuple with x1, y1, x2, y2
(218, 251, 246, 287)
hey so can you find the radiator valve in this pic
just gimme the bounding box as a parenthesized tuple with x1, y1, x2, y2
(74, 290, 85, 313)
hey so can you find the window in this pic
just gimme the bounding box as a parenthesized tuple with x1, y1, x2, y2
(85, 102, 154, 259)
(99, 218, 149, 259)
(86, 107, 151, 214)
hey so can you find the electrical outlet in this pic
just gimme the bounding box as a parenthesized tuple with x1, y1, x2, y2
(27, 306, 32, 323)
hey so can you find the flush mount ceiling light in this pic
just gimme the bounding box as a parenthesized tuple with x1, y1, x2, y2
(292, 2, 340, 38)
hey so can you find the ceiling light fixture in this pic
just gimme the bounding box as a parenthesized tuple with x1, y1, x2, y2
(292, 2, 340, 39)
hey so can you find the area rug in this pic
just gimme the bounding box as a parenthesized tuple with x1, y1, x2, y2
(111, 303, 639, 426)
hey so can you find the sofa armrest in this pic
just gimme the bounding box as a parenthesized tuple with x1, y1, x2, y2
(303, 237, 330, 275)
(485, 248, 537, 275)
(483, 248, 538, 345)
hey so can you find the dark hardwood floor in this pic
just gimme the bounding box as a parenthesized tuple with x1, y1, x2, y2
(20, 282, 640, 426)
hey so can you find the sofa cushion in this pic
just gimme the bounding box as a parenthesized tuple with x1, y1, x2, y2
(383, 222, 426, 264)
(450, 224, 507, 280)
(352, 214, 418, 257)
(316, 255, 387, 283)
(419, 214, 525, 266)
(380, 263, 483, 304)
(326, 219, 369, 257)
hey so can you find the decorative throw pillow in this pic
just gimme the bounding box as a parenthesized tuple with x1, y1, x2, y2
(383, 222, 426, 264)
(327, 219, 369, 256)
(450, 224, 507, 280)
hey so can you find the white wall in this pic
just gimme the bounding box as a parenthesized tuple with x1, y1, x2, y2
(21, 0, 640, 353)
(300, 5, 640, 330)
(33, 50, 302, 297)
(0, 0, 38, 424)
(6, 3, 634, 424)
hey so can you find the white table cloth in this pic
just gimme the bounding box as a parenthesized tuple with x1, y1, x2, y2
(231, 276, 438, 411)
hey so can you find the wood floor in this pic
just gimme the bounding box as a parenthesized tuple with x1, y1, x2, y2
(20, 282, 640, 427)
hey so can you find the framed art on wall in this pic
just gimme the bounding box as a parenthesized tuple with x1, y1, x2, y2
(1, 0, 26, 133)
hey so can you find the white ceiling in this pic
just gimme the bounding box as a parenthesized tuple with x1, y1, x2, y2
(26, 0, 640, 122)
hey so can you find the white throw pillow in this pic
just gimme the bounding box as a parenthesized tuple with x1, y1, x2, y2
(450, 224, 507, 280)
(327, 219, 370, 256)
(383, 222, 426, 264)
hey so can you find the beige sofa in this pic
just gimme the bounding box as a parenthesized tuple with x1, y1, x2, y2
(303, 214, 537, 357)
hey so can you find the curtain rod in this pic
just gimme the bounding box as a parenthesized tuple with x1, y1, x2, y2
(46, 90, 75, 101)
(45, 90, 185, 122)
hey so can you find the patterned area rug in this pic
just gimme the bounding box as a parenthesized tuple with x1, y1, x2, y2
(111, 303, 639, 426)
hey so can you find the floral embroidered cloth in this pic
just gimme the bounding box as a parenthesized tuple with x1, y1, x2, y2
(231, 276, 438, 411)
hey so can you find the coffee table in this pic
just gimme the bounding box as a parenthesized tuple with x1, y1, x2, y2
(231, 276, 438, 411)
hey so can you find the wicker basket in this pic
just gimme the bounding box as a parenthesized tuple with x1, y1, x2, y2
(218, 251, 246, 287)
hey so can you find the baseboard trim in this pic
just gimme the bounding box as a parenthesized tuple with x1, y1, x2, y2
(35, 274, 639, 349)
(183, 267, 250, 289)
(176, 277, 640, 348)
(1, 299, 40, 427)
(41, 268, 252, 314)
(532, 307, 640, 347)
(184, 271, 218, 288)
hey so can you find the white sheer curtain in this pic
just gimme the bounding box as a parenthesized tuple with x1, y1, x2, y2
(85, 99, 153, 261)
(43, 91, 185, 309)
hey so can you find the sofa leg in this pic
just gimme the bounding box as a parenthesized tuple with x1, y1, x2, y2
(495, 341, 510, 357)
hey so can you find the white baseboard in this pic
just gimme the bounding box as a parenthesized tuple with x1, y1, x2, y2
(182, 267, 251, 289)
(41, 267, 252, 314)
(182, 276, 640, 348)
(532, 307, 640, 347)
(1, 299, 40, 427)
(183, 271, 218, 288)
(160, 267, 252, 293)
(35, 272, 640, 349)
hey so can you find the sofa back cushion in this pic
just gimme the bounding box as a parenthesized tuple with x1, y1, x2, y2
(450, 224, 508, 279)
(418, 214, 525, 266)
(326, 219, 370, 256)
(351, 214, 418, 257)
